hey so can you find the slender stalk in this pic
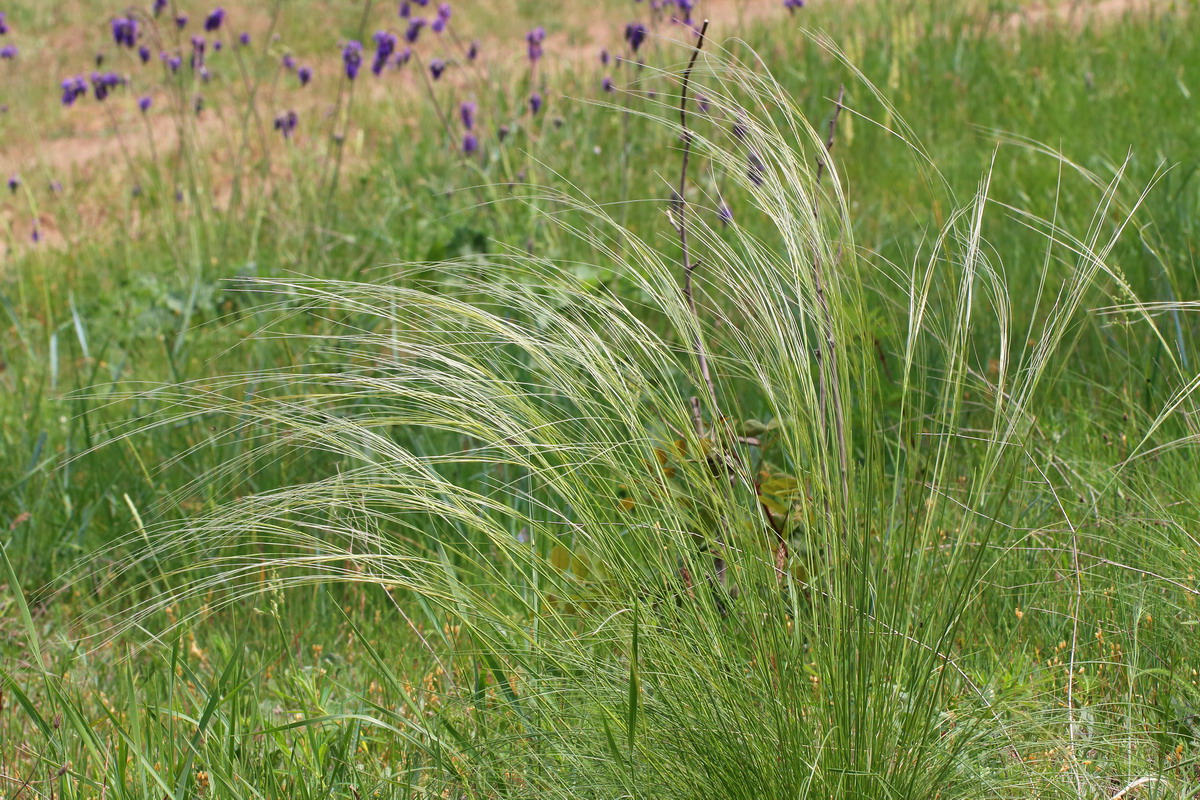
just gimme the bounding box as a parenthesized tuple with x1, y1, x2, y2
(674, 20, 718, 427)
(810, 84, 849, 500)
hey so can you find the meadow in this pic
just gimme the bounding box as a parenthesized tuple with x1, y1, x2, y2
(3, 0, 1200, 797)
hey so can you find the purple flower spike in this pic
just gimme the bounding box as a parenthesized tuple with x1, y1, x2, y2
(298, 65, 312, 86)
(600, 48, 609, 65)
(138, 94, 152, 112)
(342, 40, 363, 80)
(0, 12, 8, 34)
(462, 132, 478, 153)
(61, 75, 88, 106)
(399, 0, 411, 17)
(602, 76, 614, 92)
(213, 40, 222, 51)
(783, 0, 805, 10)
(0, 44, 16, 59)
(152, 0, 168, 17)
(282, 53, 296, 70)
(467, 39, 480, 60)
(526, 26, 545, 62)
(7, 175, 20, 193)
(205, 8, 226, 32)
(111, 17, 139, 49)
(438, 3, 451, 20)
(394, 47, 411, 67)
(429, 58, 446, 80)
(167, 54, 182, 73)
(371, 30, 396, 75)
(459, 100, 475, 130)
(431, 17, 445, 33)
(747, 151, 765, 186)
(139, 45, 152, 63)
(90, 71, 124, 102)
(404, 17, 425, 44)
(238, 32, 250, 45)
(274, 109, 298, 138)
(624, 22, 647, 53)
(31, 227, 40, 244)
(529, 91, 542, 115)
(175, 14, 188, 29)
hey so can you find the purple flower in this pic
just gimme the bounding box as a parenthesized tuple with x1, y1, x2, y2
(204, 8, 226, 32)
(138, 94, 152, 112)
(90, 71, 124, 101)
(528, 91, 542, 115)
(238, 32, 250, 45)
(624, 22, 647, 52)
(0, 44, 16, 59)
(7, 174, 19, 193)
(602, 76, 614, 93)
(783, 0, 804, 10)
(0, 12, 8, 34)
(600, 48, 609, 65)
(404, 17, 425, 44)
(191, 35, 206, 67)
(111, 17, 138, 49)
(467, 40, 480, 60)
(199, 66, 211, 81)
(462, 132, 478, 153)
(399, 0, 411, 17)
(431, 17, 445, 33)
(394, 47, 411, 67)
(31, 227, 40, 244)
(167, 54, 182, 73)
(429, 58, 446, 80)
(731, 114, 747, 140)
(459, 100, 475, 130)
(747, 151, 765, 186)
(298, 65, 312, 85)
(152, 0, 168, 17)
(175, 14, 188, 29)
(274, 109, 298, 138)
(213, 40, 222, 51)
(61, 75, 88, 105)
(139, 45, 152, 63)
(526, 26, 545, 62)
(282, 53, 296, 70)
(342, 40, 363, 79)
(437, 3, 451, 20)
(371, 30, 396, 75)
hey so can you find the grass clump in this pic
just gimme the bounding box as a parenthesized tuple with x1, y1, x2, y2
(15, 43, 1187, 799)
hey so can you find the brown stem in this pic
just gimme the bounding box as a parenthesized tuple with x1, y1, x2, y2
(676, 20, 717, 432)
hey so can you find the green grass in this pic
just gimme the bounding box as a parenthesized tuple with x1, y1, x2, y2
(4, 1, 1200, 798)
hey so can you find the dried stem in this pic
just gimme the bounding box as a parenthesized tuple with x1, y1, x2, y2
(675, 20, 718, 433)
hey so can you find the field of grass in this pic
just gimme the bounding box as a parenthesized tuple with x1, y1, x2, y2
(4, 0, 1200, 797)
